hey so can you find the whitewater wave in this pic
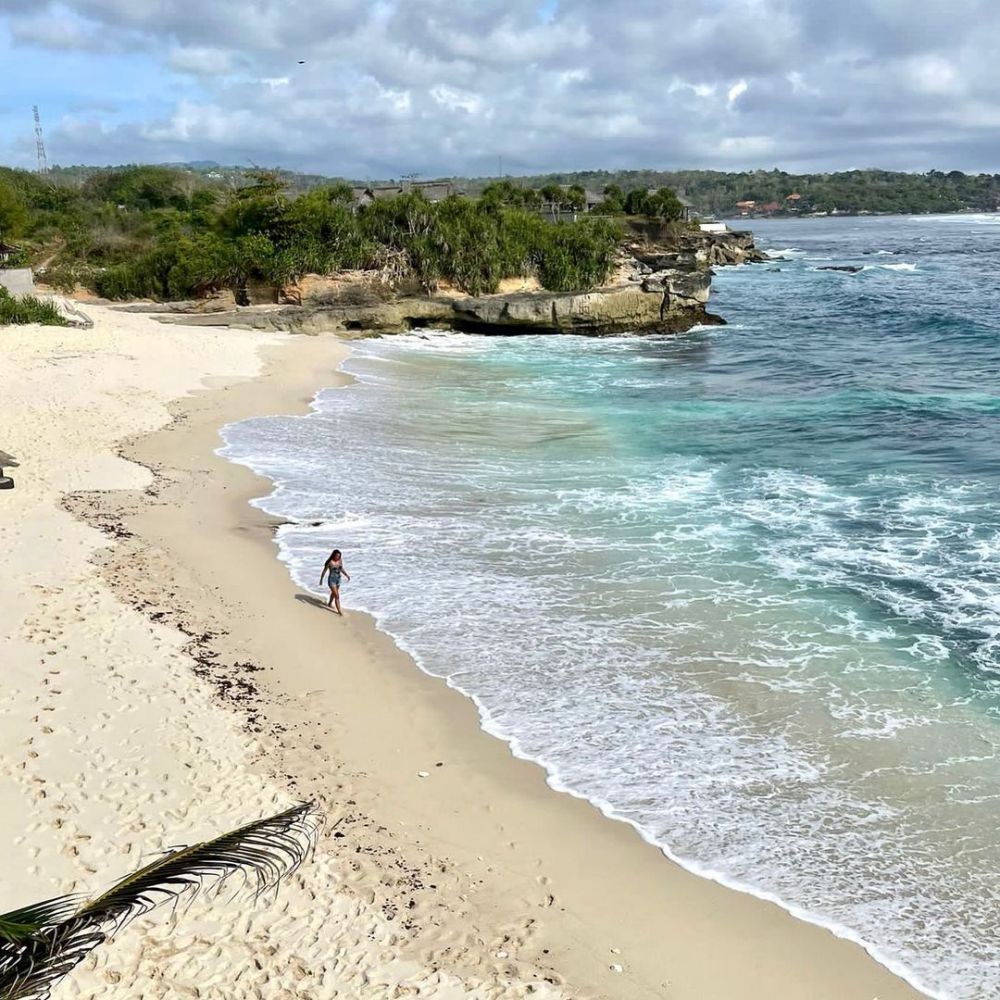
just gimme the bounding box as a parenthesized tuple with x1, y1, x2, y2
(218, 216, 1000, 1000)
(763, 247, 806, 260)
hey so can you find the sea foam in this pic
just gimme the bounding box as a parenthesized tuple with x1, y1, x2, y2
(221, 214, 1000, 1000)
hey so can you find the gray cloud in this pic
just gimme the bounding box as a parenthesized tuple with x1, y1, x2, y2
(3, 0, 1000, 175)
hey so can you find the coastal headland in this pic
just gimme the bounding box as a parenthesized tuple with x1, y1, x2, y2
(1, 306, 927, 998)
(125, 228, 763, 338)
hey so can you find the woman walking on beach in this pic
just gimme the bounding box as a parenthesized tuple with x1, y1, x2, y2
(320, 549, 350, 615)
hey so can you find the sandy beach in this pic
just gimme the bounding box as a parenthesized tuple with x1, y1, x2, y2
(1, 305, 928, 999)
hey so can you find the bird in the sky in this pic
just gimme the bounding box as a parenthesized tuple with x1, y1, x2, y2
(298, 60, 306, 65)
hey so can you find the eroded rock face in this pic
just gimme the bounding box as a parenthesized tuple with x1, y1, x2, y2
(161, 285, 716, 337)
(451, 286, 680, 334)
(154, 229, 759, 337)
(640, 269, 712, 307)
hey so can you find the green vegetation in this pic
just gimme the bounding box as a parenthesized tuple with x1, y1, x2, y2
(0, 166, 624, 303)
(0, 287, 67, 326)
(8, 159, 991, 307)
(478, 168, 1000, 217)
(623, 187, 685, 219)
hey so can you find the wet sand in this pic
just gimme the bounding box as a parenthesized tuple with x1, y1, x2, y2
(2, 306, 926, 998)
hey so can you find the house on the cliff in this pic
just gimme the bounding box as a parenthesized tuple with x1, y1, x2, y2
(352, 180, 456, 208)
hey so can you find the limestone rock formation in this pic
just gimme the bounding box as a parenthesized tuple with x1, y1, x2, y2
(152, 229, 760, 338)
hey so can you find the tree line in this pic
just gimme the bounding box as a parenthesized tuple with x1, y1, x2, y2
(481, 179, 687, 219)
(0, 166, 627, 302)
(468, 168, 1000, 216)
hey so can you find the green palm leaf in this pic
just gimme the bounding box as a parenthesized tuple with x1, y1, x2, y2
(0, 900, 80, 945)
(0, 802, 321, 1000)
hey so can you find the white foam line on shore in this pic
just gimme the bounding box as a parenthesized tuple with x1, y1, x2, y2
(308, 587, 942, 1000)
(216, 339, 944, 1000)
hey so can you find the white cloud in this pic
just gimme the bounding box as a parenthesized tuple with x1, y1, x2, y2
(718, 135, 776, 159)
(429, 85, 486, 115)
(8, 10, 116, 51)
(3, 0, 1000, 174)
(168, 46, 235, 77)
(558, 68, 589, 86)
(906, 55, 959, 95)
(727, 79, 749, 105)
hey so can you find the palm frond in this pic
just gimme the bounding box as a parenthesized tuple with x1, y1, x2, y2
(0, 802, 321, 1000)
(0, 900, 80, 945)
(0, 918, 106, 1000)
(80, 801, 321, 929)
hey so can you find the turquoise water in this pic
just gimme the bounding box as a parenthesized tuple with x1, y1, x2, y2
(221, 216, 1000, 998)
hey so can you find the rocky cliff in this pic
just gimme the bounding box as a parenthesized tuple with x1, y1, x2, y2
(150, 228, 760, 338)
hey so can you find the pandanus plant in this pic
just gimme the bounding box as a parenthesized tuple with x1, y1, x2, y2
(0, 802, 321, 1000)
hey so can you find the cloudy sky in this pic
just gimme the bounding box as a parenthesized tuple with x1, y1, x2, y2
(1, 0, 998, 178)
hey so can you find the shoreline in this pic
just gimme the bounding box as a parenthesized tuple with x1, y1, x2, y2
(3, 306, 929, 997)
(111, 324, 926, 998)
(219, 334, 941, 1000)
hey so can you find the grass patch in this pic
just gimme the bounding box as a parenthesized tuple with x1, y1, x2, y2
(0, 286, 68, 326)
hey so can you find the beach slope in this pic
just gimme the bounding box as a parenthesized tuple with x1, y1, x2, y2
(1, 306, 926, 999)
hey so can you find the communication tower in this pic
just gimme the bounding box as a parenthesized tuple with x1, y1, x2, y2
(33, 106, 49, 175)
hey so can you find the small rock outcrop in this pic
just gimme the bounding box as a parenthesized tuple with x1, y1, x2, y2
(625, 222, 765, 266)
(450, 282, 712, 335)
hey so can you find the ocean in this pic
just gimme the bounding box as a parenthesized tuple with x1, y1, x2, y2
(220, 215, 1000, 999)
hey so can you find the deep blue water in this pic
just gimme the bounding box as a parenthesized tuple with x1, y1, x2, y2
(222, 215, 1000, 999)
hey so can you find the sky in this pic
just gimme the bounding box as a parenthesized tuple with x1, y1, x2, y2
(1, 0, 998, 179)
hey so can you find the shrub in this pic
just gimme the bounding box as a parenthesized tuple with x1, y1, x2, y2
(93, 245, 177, 300)
(535, 217, 622, 292)
(0, 179, 29, 239)
(42, 260, 94, 293)
(0, 286, 68, 326)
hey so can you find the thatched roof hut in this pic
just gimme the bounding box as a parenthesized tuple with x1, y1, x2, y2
(0, 241, 21, 266)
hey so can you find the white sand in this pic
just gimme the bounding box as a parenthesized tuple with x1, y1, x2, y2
(1, 306, 926, 999)
(1, 308, 564, 998)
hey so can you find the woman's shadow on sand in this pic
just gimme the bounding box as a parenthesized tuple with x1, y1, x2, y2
(295, 594, 332, 612)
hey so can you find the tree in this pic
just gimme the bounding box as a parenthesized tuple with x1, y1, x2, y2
(480, 181, 542, 211)
(601, 184, 625, 213)
(650, 187, 684, 221)
(518, 187, 543, 210)
(565, 184, 587, 212)
(0, 803, 320, 1000)
(624, 188, 650, 215)
(480, 180, 521, 207)
(0, 182, 28, 241)
(539, 183, 564, 207)
(82, 166, 191, 212)
(219, 169, 290, 241)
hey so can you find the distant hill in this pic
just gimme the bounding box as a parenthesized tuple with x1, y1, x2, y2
(24, 163, 1000, 216)
(447, 168, 1000, 217)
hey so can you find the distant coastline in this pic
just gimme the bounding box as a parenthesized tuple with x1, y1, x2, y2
(10, 161, 998, 218)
